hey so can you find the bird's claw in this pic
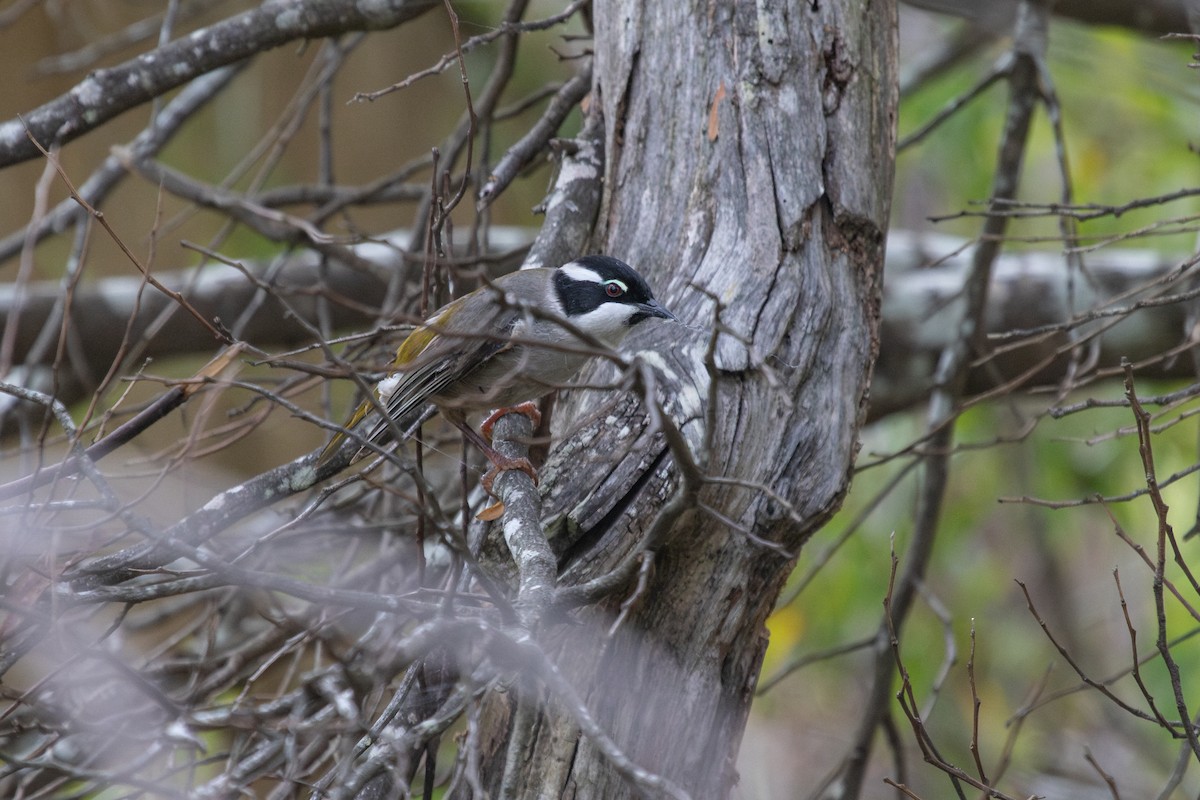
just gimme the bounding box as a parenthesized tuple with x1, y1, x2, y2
(480, 401, 543, 442)
(471, 403, 541, 519)
(480, 456, 539, 498)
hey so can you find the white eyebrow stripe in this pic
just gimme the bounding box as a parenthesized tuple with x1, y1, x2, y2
(560, 264, 603, 283)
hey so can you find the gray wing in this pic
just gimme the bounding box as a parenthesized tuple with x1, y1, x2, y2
(365, 313, 517, 445)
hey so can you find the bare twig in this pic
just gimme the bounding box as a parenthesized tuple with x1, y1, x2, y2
(1016, 579, 1184, 730)
(24, 131, 232, 344)
(478, 63, 593, 206)
(0, 345, 245, 501)
(964, 620, 992, 785)
(837, 4, 1049, 795)
(1112, 569, 1177, 729)
(883, 545, 1019, 800)
(0, 0, 438, 168)
(350, 0, 588, 103)
(1083, 747, 1121, 800)
(1122, 363, 1200, 760)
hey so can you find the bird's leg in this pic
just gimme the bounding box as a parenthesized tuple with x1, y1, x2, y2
(478, 402, 543, 496)
(447, 411, 538, 497)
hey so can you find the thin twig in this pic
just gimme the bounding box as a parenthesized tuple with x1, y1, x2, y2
(1122, 362, 1200, 759)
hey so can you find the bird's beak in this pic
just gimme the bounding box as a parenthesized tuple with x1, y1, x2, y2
(640, 299, 677, 322)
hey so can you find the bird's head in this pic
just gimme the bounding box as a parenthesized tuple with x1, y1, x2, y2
(552, 255, 676, 346)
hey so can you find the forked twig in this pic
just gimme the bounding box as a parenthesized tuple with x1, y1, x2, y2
(23, 128, 230, 344)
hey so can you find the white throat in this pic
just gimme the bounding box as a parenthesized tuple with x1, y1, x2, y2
(571, 302, 638, 347)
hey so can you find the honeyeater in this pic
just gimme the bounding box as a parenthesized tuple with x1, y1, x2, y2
(320, 255, 676, 490)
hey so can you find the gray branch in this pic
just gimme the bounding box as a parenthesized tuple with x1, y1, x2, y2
(902, 0, 1190, 34)
(1, 229, 1190, 425)
(487, 411, 556, 632)
(875, 231, 1198, 419)
(0, 0, 437, 168)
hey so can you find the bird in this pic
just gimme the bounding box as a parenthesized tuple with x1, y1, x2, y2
(319, 255, 676, 493)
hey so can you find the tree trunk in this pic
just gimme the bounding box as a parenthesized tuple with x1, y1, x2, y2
(467, 1, 897, 797)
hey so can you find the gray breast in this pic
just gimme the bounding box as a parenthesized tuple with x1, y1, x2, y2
(431, 336, 593, 411)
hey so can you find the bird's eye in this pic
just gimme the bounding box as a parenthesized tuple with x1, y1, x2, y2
(604, 280, 626, 298)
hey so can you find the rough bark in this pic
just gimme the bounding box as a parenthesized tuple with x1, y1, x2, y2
(462, 1, 897, 797)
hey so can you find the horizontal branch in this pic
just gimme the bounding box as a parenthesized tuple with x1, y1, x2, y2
(903, 0, 1189, 35)
(2, 228, 1191, 427)
(0, 63, 245, 264)
(873, 230, 1195, 418)
(0, 228, 532, 422)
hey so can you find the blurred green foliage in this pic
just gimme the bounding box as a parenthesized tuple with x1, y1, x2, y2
(896, 19, 1200, 253)
(760, 13, 1200, 797)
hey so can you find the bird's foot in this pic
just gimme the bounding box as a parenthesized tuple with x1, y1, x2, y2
(476, 454, 539, 519)
(480, 454, 539, 497)
(480, 401, 542, 442)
